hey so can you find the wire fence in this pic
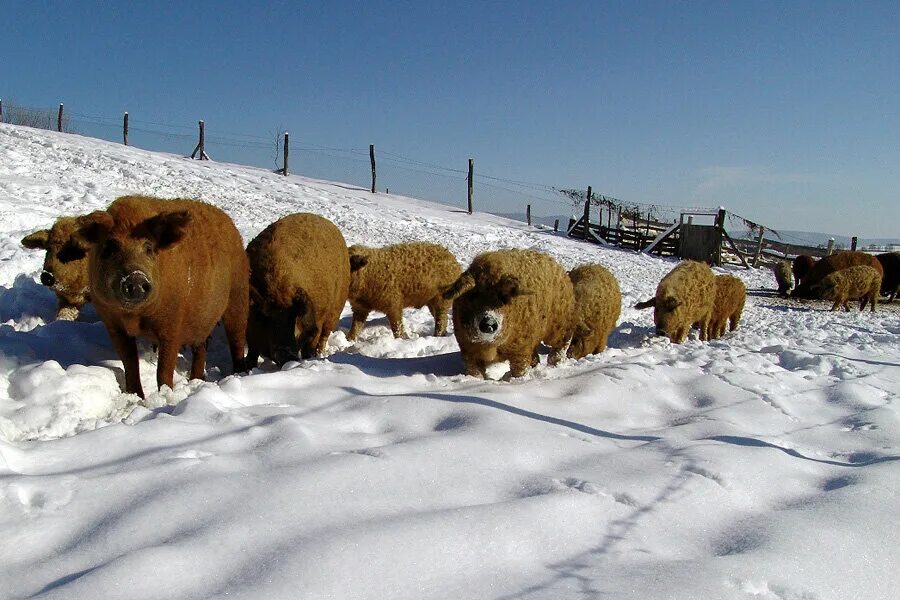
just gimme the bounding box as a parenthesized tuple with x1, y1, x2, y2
(2, 97, 860, 251)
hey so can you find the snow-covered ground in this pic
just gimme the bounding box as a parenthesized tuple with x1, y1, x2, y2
(0, 124, 897, 599)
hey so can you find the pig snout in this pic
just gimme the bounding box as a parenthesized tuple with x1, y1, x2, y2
(40, 271, 55, 287)
(479, 315, 499, 334)
(471, 310, 503, 343)
(119, 271, 152, 303)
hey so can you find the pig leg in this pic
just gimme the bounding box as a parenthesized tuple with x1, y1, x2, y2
(107, 325, 144, 399)
(156, 339, 179, 392)
(222, 283, 249, 373)
(428, 299, 450, 337)
(547, 342, 570, 367)
(462, 354, 486, 378)
(315, 323, 332, 356)
(697, 320, 708, 341)
(245, 346, 259, 370)
(190, 340, 208, 381)
(507, 354, 532, 378)
(385, 304, 406, 338)
(348, 307, 369, 341)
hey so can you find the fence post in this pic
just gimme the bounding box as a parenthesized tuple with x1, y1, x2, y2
(467, 158, 474, 213)
(851, 236, 858, 251)
(752, 226, 766, 268)
(369, 144, 376, 193)
(191, 120, 209, 160)
(123, 112, 129, 145)
(554, 219, 559, 232)
(526, 204, 531, 226)
(583, 186, 592, 240)
(0, 99, 3, 122)
(282, 132, 289, 175)
(826, 238, 835, 256)
(57, 103, 64, 132)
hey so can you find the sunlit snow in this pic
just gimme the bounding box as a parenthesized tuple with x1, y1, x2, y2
(0, 124, 897, 599)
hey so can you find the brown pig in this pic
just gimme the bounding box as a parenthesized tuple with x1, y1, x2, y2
(245, 213, 350, 366)
(21, 216, 91, 320)
(77, 195, 249, 398)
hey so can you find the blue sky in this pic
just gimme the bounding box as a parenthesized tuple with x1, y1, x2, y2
(2, 1, 898, 239)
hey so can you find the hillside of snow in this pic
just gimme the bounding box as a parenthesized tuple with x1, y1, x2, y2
(0, 124, 898, 599)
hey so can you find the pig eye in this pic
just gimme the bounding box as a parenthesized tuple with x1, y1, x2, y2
(143, 241, 154, 254)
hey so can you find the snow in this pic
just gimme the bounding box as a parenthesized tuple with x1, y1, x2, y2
(0, 123, 898, 599)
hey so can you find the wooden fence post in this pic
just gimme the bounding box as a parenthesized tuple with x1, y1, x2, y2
(752, 227, 766, 267)
(583, 186, 592, 240)
(0, 99, 3, 122)
(191, 120, 209, 160)
(526, 204, 531, 226)
(369, 144, 376, 193)
(554, 219, 559, 232)
(826, 238, 835, 256)
(467, 158, 474, 214)
(123, 112, 129, 145)
(851, 236, 858, 251)
(57, 103, 64, 132)
(282, 132, 289, 175)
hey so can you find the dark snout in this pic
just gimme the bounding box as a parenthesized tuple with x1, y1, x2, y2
(119, 271, 152, 304)
(273, 348, 299, 366)
(40, 271, 55, 287)
(479, 315, 499, 334)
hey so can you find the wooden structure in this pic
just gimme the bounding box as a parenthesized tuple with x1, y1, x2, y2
(567, 207, 752, 267)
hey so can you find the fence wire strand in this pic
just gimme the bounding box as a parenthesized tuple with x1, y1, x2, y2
(4, 99, 835, 242)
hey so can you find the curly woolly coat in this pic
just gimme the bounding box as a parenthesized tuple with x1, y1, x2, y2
(811, 265, 882, 312)
(635, 260, 716, 344)
(793, 251, 883, 299)
(772, 261, 793, 297)
(21, 216, 91, 320)
(707, 275, 746, 339)
(444, 248, 575, 378)
(567, 264, 621, 359)
(347, 242, 461, 340)
(246, 213, 350, 365)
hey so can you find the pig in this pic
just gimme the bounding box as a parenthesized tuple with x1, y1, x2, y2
(245, 213, 350, 366)
(21, 216, 91, 320)
(76, 195, 248, 398)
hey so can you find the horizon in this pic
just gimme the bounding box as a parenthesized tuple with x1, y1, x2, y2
(2, 0, 897, 238)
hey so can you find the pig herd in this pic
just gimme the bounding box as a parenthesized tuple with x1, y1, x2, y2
(772, 250, 898, 312)
(21, 194, 882, 400)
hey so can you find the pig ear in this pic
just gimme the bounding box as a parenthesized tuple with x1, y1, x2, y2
(143, 210, 192, 250)
(76, 212, 115, 245)
(497, 275, 531, 303)
(21, 229, 50, 250)
(443, 272, 474, 301)
(349, 254, 369, 272)
(634, 298, 656, 309)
